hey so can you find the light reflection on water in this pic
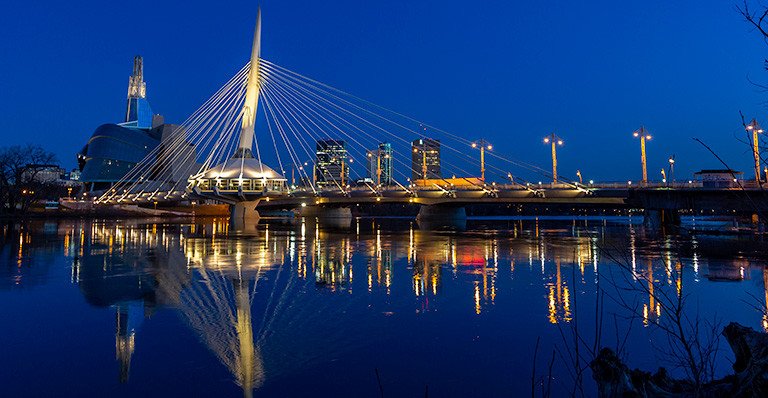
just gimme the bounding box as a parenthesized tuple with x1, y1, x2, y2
(0, 216, 766, 397)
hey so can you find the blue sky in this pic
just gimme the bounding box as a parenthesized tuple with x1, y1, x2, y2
(1, 0, 767, 181)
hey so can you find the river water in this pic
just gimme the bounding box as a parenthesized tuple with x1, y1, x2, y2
(0, 216, 765, 397)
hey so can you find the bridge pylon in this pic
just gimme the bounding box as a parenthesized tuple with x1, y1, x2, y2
(187, 7, 289, 214)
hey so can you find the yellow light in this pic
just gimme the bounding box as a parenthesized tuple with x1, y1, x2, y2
(487, 145, 493, 150)
(633, 132, 639, 137)
(543, 137, 550, 143)
(471, 143, 477, 148)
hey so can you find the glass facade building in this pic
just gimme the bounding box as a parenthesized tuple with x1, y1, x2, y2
(315, 139, 348, 189)
(77, 56, 167, 191)
(411, 138, 441, 180)
(367, 142, 394, 185)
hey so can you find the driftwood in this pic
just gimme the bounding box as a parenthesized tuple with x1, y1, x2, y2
(590, 322, 768, 397)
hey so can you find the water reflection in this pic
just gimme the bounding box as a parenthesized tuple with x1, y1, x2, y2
(1, 217, 767, 396)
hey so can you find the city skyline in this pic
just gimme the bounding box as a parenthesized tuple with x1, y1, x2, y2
(2, 1, 768, 181)
(2, 3, 768, 396)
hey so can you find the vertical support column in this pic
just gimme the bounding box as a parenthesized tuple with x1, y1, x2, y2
(551, 139, 558, 184)
(640, 135, 648, 184)
(416, 205, 467, 230)
(231, 200, 261, 220)
(643, 209, 680, 229)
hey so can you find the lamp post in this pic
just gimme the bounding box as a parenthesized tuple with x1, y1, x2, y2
(543, 133, 563, 184)
(413, 147, 428, 182)
(339, 156, 353, 189)
(661, 168, 667, 184)
(471, 139, 493, 181)
(632, 127, 652, 185)
(668, 155, 675, 184)
(367, 150, 390, 186)
(576, 170, 583, 184)
(746, 119, 763, 183)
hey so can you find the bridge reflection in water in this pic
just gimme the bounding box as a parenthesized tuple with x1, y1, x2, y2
(4, 217, 767, 396)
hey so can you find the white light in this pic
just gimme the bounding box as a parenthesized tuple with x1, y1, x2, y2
(301, 202, 307, 207)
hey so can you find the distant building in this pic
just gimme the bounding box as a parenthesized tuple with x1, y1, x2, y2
(315, 139, 348, 188)
(367, 142, 393, 185)
(694, 169, 743, 188)
(67, 169, 82, 181)
(411, 138, 441, 180)
(22, 164, 65, 184)
(20, 164, 82, 191)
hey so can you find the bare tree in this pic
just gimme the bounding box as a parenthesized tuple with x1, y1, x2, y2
(0, 144, 63, 215)
(738, 1, 768, 39)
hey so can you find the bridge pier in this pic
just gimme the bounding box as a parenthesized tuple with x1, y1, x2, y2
(643, 209, 680, 229)
(231, 200, 261, 220)
(297, 206, 352, 229)
(416, 205, 467, 230)
(298, 205, 352, 219)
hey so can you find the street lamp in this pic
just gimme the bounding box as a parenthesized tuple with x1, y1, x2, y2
(661, 168, 667, 184)
(668, 155, 675, 184)
(576, 170, 583, 184)
(632, 126, 652, 184)
(413, 147, 428, 181)
(368, 149, 390, 186)
(746, 119, 763, 183)
(543, 133, 564, 184)
(471, 139, 493, 181)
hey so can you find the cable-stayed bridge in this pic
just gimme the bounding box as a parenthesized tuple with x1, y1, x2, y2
(94, 9, 768, 225)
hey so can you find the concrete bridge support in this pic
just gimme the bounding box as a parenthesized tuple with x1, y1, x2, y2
(298, 206, 353, 219)
(297, 206, 353, 229)
(416, 205, 467, 230)
(231, 200, 261, 220)
(643, 209, 680, 229)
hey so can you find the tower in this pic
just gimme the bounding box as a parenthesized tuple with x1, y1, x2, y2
(123, 56, 153, 129)
(189, 7, 288, 216)
(235, 8, 262, 159)
(127, 56, 146, 100)
(411, 138, 441, 180)
(315, 139, 348, 188)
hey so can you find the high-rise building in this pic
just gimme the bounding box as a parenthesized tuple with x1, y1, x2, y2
(315, 139, 348, 188)
(367, 142, 394, 185)
(411, 138, 441, 180)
